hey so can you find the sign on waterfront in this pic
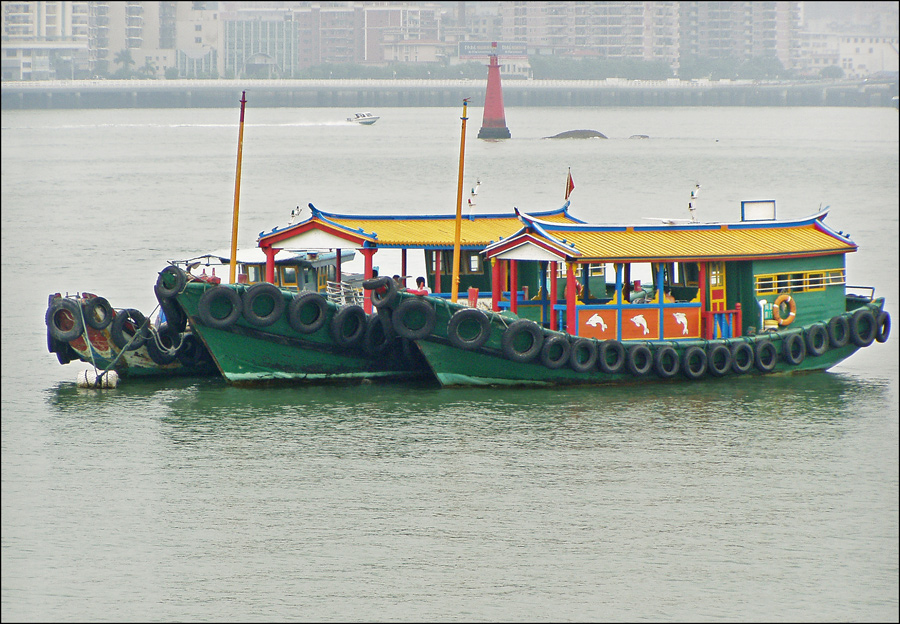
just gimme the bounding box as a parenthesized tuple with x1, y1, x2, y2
(458, 41, 528, 59)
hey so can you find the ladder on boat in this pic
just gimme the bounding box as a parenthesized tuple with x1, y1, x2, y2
(326, 281, 363, 307)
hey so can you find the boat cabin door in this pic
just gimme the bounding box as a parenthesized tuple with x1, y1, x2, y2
(707, 261, 726, 312)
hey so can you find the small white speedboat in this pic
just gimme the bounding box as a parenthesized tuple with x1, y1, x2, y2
(347, 112, 379, 125)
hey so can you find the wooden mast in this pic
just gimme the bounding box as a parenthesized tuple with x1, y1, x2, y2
(451, 98, 469, 303)
(229, 91, 247, 284)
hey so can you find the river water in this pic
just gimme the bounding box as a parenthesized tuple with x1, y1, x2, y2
(2, 105, 897, 621)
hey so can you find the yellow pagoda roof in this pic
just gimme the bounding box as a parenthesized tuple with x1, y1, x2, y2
(257, 203, 583, 250)
(483, 210, 857, 262)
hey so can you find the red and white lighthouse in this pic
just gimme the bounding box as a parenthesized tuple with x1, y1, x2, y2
(477, 45, 511, 140)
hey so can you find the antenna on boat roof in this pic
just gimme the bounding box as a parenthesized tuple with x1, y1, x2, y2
(688, 183, 700, 222)
(467, 178, 480, 213)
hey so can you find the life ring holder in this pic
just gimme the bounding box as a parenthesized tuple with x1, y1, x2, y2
(772, 294, 797, 326)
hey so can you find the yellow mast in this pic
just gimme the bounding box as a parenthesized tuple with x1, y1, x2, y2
(229, 91, 247, 284)
(451, 98, 469, 303)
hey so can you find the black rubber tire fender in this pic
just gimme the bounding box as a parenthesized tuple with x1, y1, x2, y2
(805, 323, 829, 357)
(83, 296, 114, 331)
(331, 305, 367, 348)
(849, 309, 876, 348)
(364, 276, 400, 309)
(197, 286, 242, 330)
(288, 291, 329, 334)
(827, 315, 850, 349)
(653, 345, 680, 378)
(154, 284, 187, 334)
(875, 310, 891, 344)
(626, 344, 653, 376)
(447, 308, 492, 351)
(156, 265, 187, 299)
(569, 338, 598, 373)
(540, 334, 571, 370)
(242, 282, 286, 327)
(392, 297, 437, 340)
(145, 322, 179, 365)
(706, 343, 732, 377)
(363, 313, 394, 357)
(730, 341, 755, 374)
(47, 297, 84, 342)
(500, 319, 544, 363)
(754, 340, 778, 373)
(782, 332, 806, 366)
(110, 308, 149, 350)
(176, 333, 213, 368)
(598, 340, 625, 374)
(681, 345, 708, 380)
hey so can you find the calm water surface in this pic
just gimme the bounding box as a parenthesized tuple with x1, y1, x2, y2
(2, 105, 897, 622)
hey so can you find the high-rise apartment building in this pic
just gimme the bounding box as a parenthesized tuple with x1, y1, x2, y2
(679, 2, 801, 71)
(497, 1, 680, 68)
(1, 0, 89, 79)
(2, 2, 894, 81)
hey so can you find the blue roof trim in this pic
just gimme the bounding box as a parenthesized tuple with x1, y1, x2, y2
(308, 203, 575, 223)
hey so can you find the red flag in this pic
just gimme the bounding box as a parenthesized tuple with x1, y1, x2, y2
(565, 169, 575, 200)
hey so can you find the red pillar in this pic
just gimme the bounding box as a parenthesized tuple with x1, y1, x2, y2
(477, 52, 511, 140)
(361, 248, 376, 313)
(699, 262, 708, 339)
(335, 248, 341, 283)
(549, 261, 558, 331)
(565, 262, 577, 334)
(509, 260, 518, 315)
(491, 258, 502, 311)
(263, 246, 278, 284)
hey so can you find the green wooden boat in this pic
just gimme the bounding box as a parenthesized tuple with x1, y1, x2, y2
(164, 275, 424, 386)
(362, 204, 891, 387)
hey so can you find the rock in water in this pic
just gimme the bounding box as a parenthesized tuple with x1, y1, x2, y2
(544, 129, 608, 139)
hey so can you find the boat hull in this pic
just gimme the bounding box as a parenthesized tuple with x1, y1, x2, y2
(45, 294, 217, 379)
(175, 282, 424, 386)
(415, 336, 862, 387)
(385, 292, 888, 388)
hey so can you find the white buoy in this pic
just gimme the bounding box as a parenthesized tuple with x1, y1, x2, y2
(76, 369, 119, 389)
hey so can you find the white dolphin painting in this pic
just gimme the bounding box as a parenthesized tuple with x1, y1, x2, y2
(586, 313, 607, 331)
(672, 312, 689, 335)
(630, 314, 650, 335)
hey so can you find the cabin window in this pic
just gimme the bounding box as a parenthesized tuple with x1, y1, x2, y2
(709, 262, 724, 287)
(681, 262, 699, 287)
(825, 269, 846, 285)
(755, 270, 844, 295)
(435, 250, 483, 275)
(806, 272, 825, 291)
(756, 275, 776, 294)
(247, 264, 263, 284)
(281, 266, 298, 289)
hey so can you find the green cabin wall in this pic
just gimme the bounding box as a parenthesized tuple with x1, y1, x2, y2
(729, 254, 847, 333)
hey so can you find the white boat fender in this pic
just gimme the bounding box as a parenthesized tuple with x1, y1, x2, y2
(76, 369, 119, 389)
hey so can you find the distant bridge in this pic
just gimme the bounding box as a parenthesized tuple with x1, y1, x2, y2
(1, 78, 897, 109)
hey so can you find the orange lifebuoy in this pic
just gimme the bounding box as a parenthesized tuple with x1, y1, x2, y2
(773, 294, 797, 326)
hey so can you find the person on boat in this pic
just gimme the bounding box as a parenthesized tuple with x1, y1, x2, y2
(393, 275, 406, 291)
(664, 288, 675, 303)
(409, 276, 431, 295)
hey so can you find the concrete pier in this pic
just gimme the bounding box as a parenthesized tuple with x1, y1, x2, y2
(1, 78, 896, 110)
